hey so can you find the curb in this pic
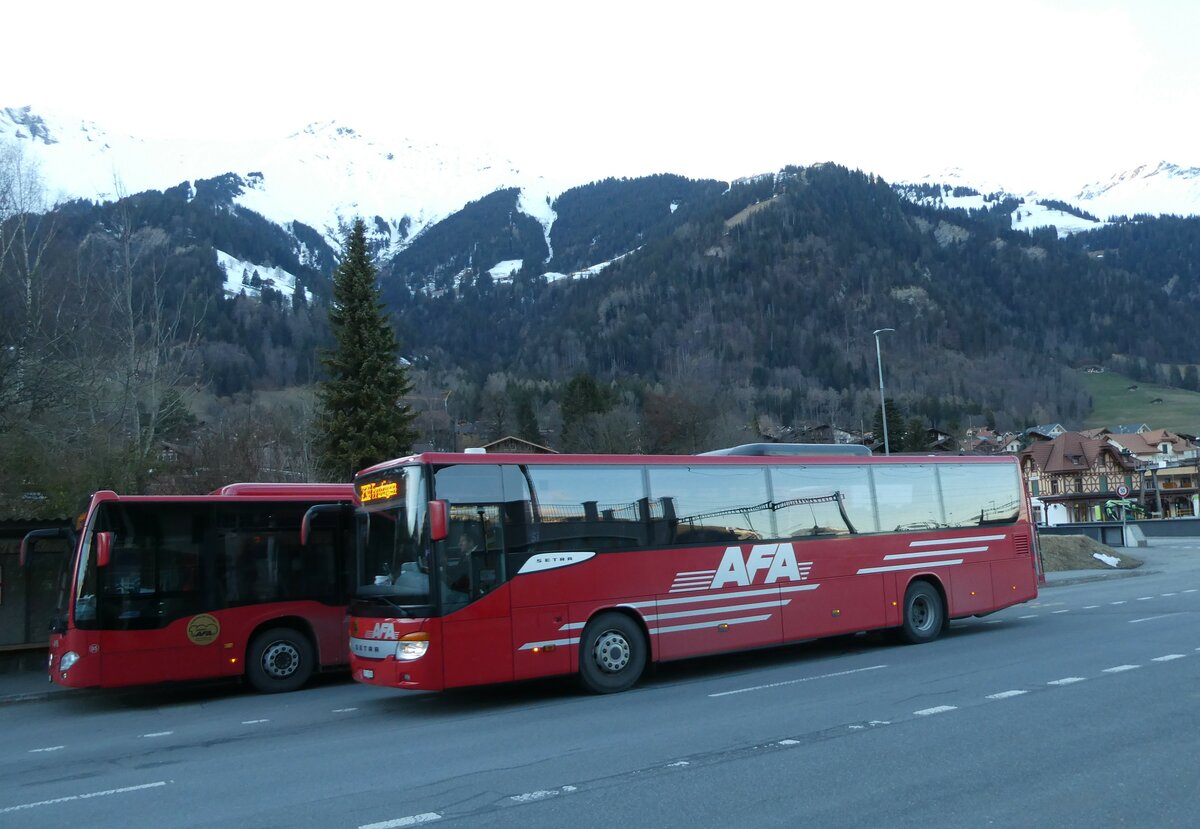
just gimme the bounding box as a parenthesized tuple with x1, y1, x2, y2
(0, 691, 59, 706)
(1043, 567, 1153, 588)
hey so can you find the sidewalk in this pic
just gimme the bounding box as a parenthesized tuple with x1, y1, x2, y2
(0, 663, 69, 706)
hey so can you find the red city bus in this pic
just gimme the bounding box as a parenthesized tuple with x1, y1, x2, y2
(22, 483, 355, 693)
(346, 450, 1042, 694)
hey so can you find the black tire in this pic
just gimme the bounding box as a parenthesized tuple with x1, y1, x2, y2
(579, 612, 647, 694)
(246, 627, 314, 693)
(899, 581, 945, 644)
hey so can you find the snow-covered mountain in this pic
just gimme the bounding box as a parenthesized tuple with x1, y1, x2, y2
(1072, 161, 1200, 220)
(6, 104, 1200, 255)
(895, 161, 1200, 238)
(0, 105, 563, 257)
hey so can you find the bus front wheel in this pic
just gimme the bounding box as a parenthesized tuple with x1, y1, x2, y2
(247, 627, 314, 693)
(579, 612, 647, 694)
(899, 581, 944, 644)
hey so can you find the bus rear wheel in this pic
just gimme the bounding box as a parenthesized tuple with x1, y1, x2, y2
(899, 581, 945, 644)
(579, 612, 646, 694)
(247, 627, 314, 693)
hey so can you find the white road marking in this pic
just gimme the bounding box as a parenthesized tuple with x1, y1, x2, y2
(241, 719, 269, 725)
(779, 739, 800, 745)
(140, 732, 173, 738)
(1018, 614, 1037, 619)
(1083, 605, 1099, 609)
(1103, 665, 1140, 673)
(1130, 615, 1173, 624)
(0, 781, 168, 814)
(1152, 654, 1186, 662)
(986, 690, 1028, 700)
(667, 761, 689, 767)
(708, 664, 887, 697)
(28, 746, 65, 753)
(1136, 597, 1154, 601)
(914, 706, 957, 716)
(510, 791, 561, 803)
(1052, 610, 1071, 614)
(1183, 589, 1198, 594)
(1160, 593, 1177, 597)
(360, 813, 442, 829)
(985, 619, 1003, 624)
(1110, 601, 1127, 605)
(1048, 677, 1086, 685)
(333, 708, 358, 713)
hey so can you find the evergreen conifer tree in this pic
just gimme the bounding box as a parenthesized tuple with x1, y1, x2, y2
(314, 219, 417, 480)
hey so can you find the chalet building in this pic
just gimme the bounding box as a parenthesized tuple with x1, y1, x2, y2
(1019, 431, 1141, 525)
(479, 436, 558, 454)
(1024, 423, 1067, 442)
(1101, 428, 1200, 518)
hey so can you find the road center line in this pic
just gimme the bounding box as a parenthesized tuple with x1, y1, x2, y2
(1152, 654, 1185, 662)
(1103, 665, 1140, 673)
(1083, 605, 1099, 609)
(360, 813, 442, 829)
(1052, 610, 1070, 614)
(986, 690, 1027, 700)
(708, 664, 887, 697)
(1018, 614, 1037, 619)
(140, 732, 173, 738)
(241, 719, 269, 725)
(914, 705, 957, 716)
(28, 746, 65, 753)
(1110, 601, 1127, 605)
(0, 781, 168, 814)
(1048, 677, 1086, 685)
(1129, 614, 1173, 624)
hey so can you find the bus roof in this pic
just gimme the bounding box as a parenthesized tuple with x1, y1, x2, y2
(356, 450, 1018, 477)
(207, 483, 355, 497)
(699, 443, 872, 457)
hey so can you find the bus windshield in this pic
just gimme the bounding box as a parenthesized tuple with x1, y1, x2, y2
(356, 465, 432, 607)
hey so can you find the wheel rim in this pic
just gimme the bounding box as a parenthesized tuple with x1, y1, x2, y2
(910, 595, 936, 633)
(261, 641, 300, 679)
(592, 629, 631, 674)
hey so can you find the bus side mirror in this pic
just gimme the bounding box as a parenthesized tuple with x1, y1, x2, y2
(20, 527, 72, 567)
(95, 531, 113, 568)
(300, 503, 348, 545)
(355, 509, 370, 550)
(429, 500, 449, 542)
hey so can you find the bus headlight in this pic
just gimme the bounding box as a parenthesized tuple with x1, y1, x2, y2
(59, 651, 80, 673)
(395, 633, 429, 661)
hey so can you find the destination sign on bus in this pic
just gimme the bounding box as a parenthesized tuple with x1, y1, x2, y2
(358, 479, 400, 503)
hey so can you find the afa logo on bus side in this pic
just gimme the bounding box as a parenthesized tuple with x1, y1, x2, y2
(186, 614, 220, 646)
(712, 543, 811, 587)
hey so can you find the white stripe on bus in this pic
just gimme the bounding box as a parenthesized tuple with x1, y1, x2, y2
(907, 534, 1006, 547)
(856, 559, 964, 574)
(884, 546, 989, 560)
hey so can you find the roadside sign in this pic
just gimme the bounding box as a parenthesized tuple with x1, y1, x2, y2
(1116, 484, 1129, 497)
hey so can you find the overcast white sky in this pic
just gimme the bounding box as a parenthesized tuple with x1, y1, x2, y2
(6, 0, 1198, 191)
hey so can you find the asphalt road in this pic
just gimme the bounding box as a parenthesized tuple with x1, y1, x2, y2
(3, 540, 1199, 829)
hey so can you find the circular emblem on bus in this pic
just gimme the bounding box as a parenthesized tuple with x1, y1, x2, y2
(186, 614, 220, 646)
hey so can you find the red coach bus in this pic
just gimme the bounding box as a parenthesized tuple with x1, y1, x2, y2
(22, 483, 355, 693)
(346, 450, 1041, 694)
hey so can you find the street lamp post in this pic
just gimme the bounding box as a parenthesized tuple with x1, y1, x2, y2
(873, 328, 895, 455)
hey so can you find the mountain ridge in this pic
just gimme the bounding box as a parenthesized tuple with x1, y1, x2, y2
(6, 105, 1200, 262)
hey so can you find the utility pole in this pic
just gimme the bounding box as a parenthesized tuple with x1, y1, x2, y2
(873, 328, 895, 455)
